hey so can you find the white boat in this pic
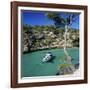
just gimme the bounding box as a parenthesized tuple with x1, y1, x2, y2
(42, 52, 53, 62)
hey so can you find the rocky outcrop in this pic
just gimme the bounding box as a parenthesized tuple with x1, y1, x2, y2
(23, 29, 79, 53)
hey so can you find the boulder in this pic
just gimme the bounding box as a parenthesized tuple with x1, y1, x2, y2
(23, 46, 29, 53)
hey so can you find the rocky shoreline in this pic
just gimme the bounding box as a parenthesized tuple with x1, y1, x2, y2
(23, 26, 79, 53)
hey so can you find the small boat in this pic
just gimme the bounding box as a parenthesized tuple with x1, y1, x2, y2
(42, 52, 53, 62)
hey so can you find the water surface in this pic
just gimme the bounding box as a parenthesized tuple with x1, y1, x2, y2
(21, 48, 79, 77)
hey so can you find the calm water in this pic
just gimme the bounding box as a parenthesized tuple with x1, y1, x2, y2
(21, 48, 79, 77)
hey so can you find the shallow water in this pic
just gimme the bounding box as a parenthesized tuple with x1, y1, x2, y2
(21, 48, 79, 77)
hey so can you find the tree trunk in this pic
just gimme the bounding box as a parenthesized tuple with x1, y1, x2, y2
(64, 25, 69, 57)
(62, 25, 75, 74)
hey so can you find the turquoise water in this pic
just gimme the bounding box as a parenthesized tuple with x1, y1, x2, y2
(21, 48, 79, 77)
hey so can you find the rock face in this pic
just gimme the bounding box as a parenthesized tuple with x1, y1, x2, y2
(55, 54, 79, 76)
(23, 45, 29, 52)
(23, 28, 79, 53)
(37, 34, 45, 40)
(57, 56, 76, 75)
(60, 66, 74, 75)
(75, 63, 79, 69)
(58, 63, 77, 75)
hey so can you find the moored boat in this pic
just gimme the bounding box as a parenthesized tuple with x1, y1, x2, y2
(42, 52, 53, 62)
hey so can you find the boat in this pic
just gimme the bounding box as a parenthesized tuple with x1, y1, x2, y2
(42, 52, 53, 62)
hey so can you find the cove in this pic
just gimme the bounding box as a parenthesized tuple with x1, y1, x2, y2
(21, 48, 79, 77)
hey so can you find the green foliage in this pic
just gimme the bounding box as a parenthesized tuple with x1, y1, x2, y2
(60, 63, 72, 68)
(58, 56, 73, 70)
(46, 12, 66, 28)
(23, 24, 33, 33)
(46, 12, 80, 29)
(59, 64, 73, 69)
(46, 12, 60, 20)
